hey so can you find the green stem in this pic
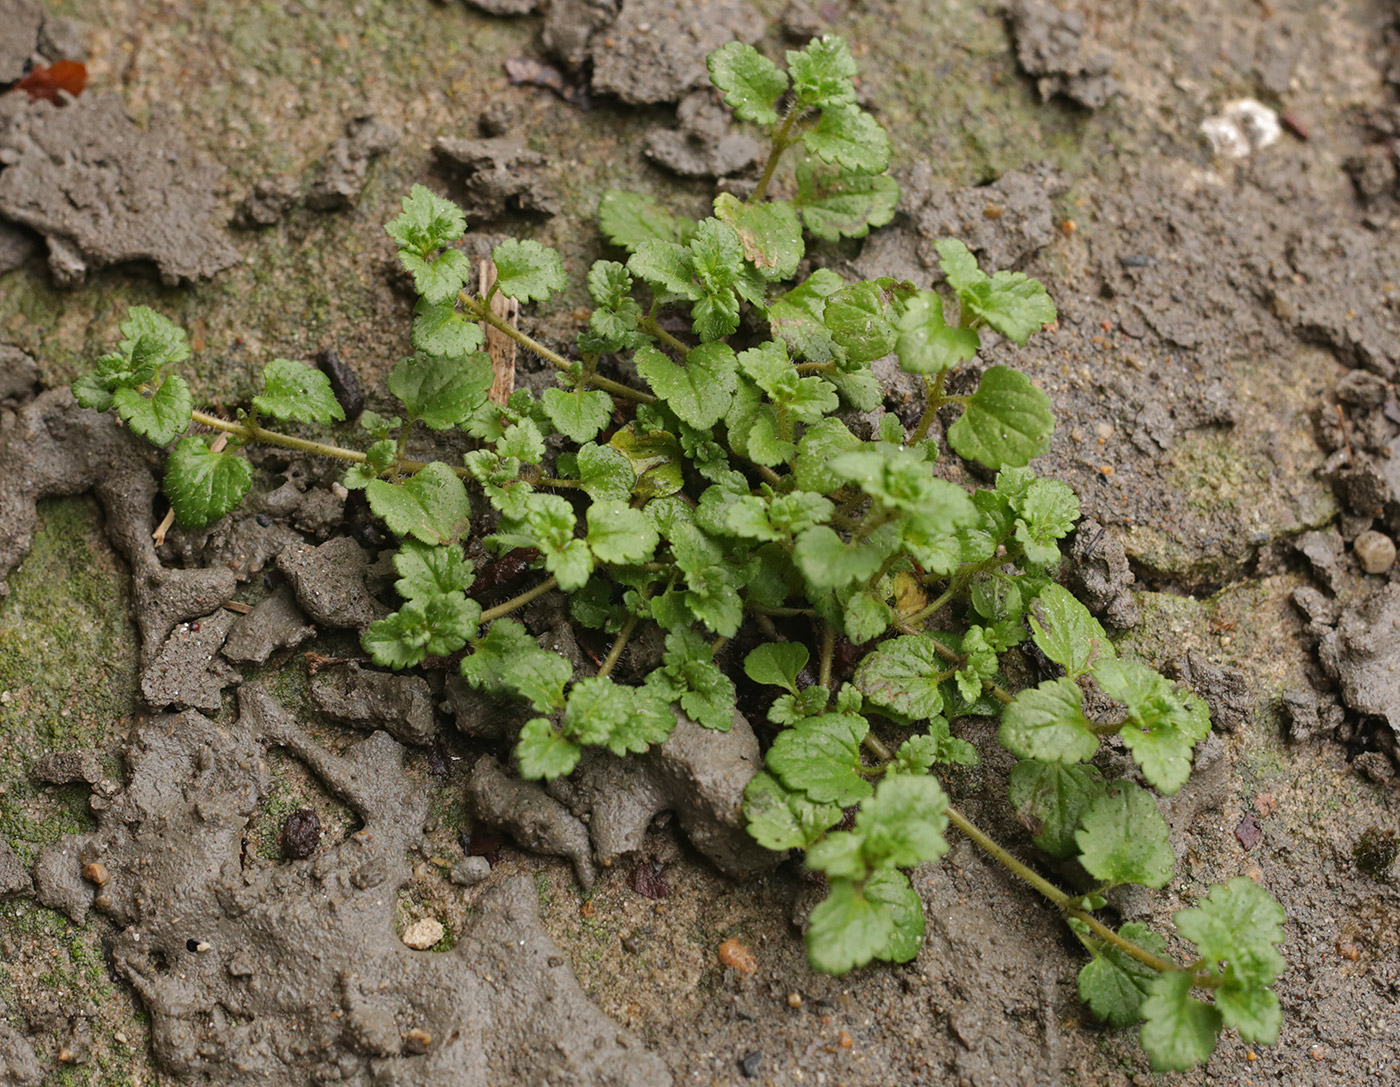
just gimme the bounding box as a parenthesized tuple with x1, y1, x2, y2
(191, 409, 368, 464)
(818, 622, 835, 689)
(751, 604, 816, 618)
(595, 615, 639, 679)
(465, 295, 655, 404)
(750, 107, 802, 205)
(479, 576, 559, 622)
(943, 804, 1209, 983)
(909, 371, 948, 444)
(638, 315, 692, 357)
(794, 361, 835, 374)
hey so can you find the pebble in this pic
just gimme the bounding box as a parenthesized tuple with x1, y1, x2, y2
(280, 808, 321, 859)
(786, 992, 802, 1008)
(81, 861, 109, 885)
(1354, 530, 1396, 574)
(450, 856, 491, 886)
(739, 1050, 763, 1078)
(717, 938, 757, 975)
(401, 918, 444, 950)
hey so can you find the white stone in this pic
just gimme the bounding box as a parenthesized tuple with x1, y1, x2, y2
(401, 918, 444, 950)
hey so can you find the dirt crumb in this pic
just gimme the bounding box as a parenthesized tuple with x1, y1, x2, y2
(433, 135, 560, 221)
(0, 95, 238, 286)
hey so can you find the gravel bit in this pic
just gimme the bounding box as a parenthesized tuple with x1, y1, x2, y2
(280, 809, 322, 859)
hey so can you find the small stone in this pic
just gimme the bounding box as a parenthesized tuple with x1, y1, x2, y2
(838, 1030, 854, 1049)
(80, 861, 109, 886)
(280, 809, 321, 859)
(717, 937, 757, 975)
(401, 918, 444, 950)
(1354, 530, 1396, 575)
(786, 992, 802, 1008)
(401, 1027, 432, 1054)
(1234, 814, 1263, 851)
(449, 856, 491, 887)
(739, 1050, 763, 1078)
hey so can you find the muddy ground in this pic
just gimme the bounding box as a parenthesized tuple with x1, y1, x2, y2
(1, 0, 1399, 1085)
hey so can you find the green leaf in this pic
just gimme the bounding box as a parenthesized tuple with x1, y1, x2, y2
(1214, 986, 1281, 1046)
(743, 643, 809, 694)
(843, 590, 890, 644)
(366, 462, 472, 545)
(611, 687, 679, 755)
(1014, 479, 1080, 565)
(744, 771, 843, 851)
(646, 627, 737, 732)
(794, 417, 861, 493)
(400, 248, 472, 305)
(585, 499, 659, 564)
(894, 290, 981, 374)
(766, 268, 846, 365)
(933, 238, 982, 292)
(516, 717, 582, 780)
(586, 259, 633, 309)
(823, 281, 896, 365)
(1174, 877, 1286, 993)
(164, 436, 253, 528)
(713, 193, 803, 281)
(393, 539, 474, 602)
(707, 40, 789, 124)
(387, 352, 493, 430)
(961, 271, 1057, 345)
(794, 161, 900, 241)
(361, 593, 480, 669)
(492, 238, 567, 303)
(948, 365, 1054, 469)
(1075, 782, 1175, 889)
(254, 358, 346, 425)
(412, 297, 484, 358)
(803, 105, 891, 173)
(118, 307, 191, 370)
(1078, 922, 1171, 1027)
(498, 418, 546, 465)
(609, 425, 683, 499)
(787, 35, 857, 109)
(500, 647, 573, 715)
(766, 712, 870, 805)
(113, 374, 192, 447)
(577, 441, 635, 501)
(563, 674, 635, 745)
(72, 355, 132, 413)
(1007, 760, 1106, 858)
(806, 878, 893, 975)
(634, 342, 737, 428)
(869, 868, 925, 963)
(998, 677, 1099, 763)
(386, 184, 466, 254)
(542, 387, 612, 444)
(853, 635, 946, 720)
(1093, 657, 1212, 796)
(1139, 971, 1222, 1073)
(853, 773, 949, 869)
(460, 618, 539, 697)
(794, 525, 887, 590)
(1028, 584, 1114, 679)
(599, 190, 694, 252)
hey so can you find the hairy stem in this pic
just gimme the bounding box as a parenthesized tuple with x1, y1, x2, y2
(750, 107, 802, 205)
(909, 370, 949, 444)
(191, 410, 368, 464)
(595, 615, 639, 679)
(478, 576, 559, 622)
(818, 621, 835, 689)
(465, 295, 655, 404)
(638, 315, 693, 357)
(943, 804, 1200, 981)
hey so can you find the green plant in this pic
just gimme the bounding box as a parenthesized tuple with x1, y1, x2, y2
(70, 35, 1285, 1072)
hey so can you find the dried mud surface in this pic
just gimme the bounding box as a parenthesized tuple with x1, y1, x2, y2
(1, 1, 1399, 1086)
